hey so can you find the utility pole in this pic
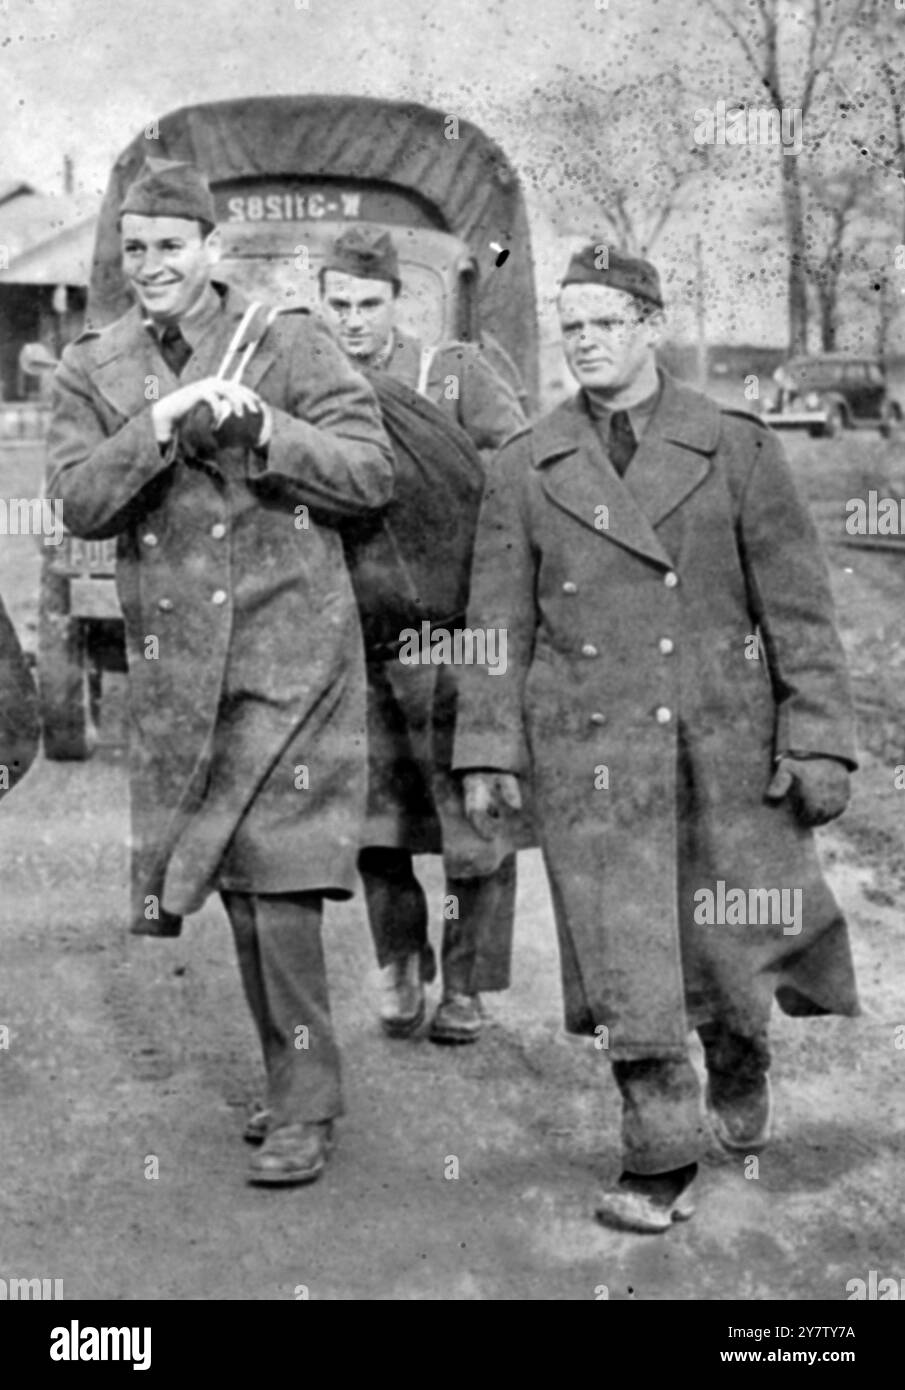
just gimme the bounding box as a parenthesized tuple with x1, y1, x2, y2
(694, 233, 708, 388)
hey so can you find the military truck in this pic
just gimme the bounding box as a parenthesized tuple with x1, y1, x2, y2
(38, 95, 540, 758)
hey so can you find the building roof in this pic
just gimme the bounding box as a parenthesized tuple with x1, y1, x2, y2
(0, 180, 36, 207)
(0, 190, 98, 286)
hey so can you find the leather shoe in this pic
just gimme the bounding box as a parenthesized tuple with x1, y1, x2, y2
(247, 1120, 334, 1186)
(243, 1104, 270, 1144)
(706, 1075, 773, 1153)
(429, 991, 483, 1044)
(594, 1186, 695, 1234)
(379, 951, 425, 1038)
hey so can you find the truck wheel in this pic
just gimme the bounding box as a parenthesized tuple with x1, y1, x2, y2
(37, 563, 97, 761)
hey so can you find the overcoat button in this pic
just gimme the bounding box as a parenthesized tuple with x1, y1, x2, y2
(210, 523, 227, 540)
(589, 712, 606, 725)
(157, 598, 173, 612)
(562, 581, 578, 594)
(664, 571, 679, 588)
(581, 643, 598, 658)
(655, 706, 672, 724)
(142, 533, 158, 547)
(211, 589, 227, 606)
(659, 637, 675, 655)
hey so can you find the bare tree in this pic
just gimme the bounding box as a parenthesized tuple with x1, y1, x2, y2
(800, 157, 880, 349)
(520, 70, 711, 255)
(702, 0, 871, 352)
(834, 0, 905, 235)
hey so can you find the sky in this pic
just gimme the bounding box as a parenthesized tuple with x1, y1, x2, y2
(1, 0, 659, 198)
(0, 0, 899, 349)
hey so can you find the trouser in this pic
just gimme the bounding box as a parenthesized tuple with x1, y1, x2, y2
(221, 890, 343, 1128)
(612, 1022, 771, 1175)
(358, 847, 517, 994)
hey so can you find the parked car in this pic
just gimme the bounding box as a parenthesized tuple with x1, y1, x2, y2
(762, 353, 904, 439)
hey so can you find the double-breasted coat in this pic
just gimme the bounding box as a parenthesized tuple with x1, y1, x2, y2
(47, 283, 394, 936)
(360, 333, 530, 875)
(453, 373, 860, 1058)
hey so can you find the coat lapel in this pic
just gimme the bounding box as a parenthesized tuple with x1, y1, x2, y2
(536, 395, 674, 568)
(179, 286, 277, 393)
(90, 309, 175, 421)
(535, 375, 720, 568)
(89, 284, 289, 426)
(623, 374, 719, 530)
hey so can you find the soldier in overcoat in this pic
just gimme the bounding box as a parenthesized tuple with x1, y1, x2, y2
(46, 159, 394, 1186)
(454, 246, 859, 1232)
(319, 226, 528, 1043)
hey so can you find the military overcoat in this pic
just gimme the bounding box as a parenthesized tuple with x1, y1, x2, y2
(453, 373, 860, 1058)
(360, 333, 530, 874)
(47, 284, 394, 935)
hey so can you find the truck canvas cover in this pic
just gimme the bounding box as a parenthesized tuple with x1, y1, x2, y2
(88, 95, 538, 400)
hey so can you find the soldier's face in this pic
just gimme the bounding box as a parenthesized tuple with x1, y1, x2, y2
(121, 215, 220, 323)
(320, 271, 396, 361)
(558, 284, 660, 394)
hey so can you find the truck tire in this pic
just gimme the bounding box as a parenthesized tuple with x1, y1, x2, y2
(37, 562, 97, 761)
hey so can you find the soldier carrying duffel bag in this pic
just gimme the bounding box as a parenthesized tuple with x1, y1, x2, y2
(194, 269, 530, 1047)
(340, 367, 531, 1044)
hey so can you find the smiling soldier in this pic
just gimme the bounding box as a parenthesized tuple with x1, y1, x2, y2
(453, 245, 860, 1232)
(46, 159, 394, 1187)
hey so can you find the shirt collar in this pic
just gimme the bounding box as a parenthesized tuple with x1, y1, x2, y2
(370, 329, 398, 371)
(143, 281, 224, 351)
(584, 376, 663, 440)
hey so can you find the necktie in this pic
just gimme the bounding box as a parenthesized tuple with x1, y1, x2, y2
(159, 324, 193, 376)
(608, 409, 636, 477)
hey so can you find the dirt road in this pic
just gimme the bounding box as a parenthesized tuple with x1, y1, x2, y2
(1, 430, 903, 1301)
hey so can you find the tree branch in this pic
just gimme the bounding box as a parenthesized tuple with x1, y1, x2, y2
(703, 0, 768, 90)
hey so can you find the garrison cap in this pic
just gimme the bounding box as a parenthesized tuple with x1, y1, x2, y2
(323, 224, 401, 292)
(119, 158, 217, 228)
(561, 244, 663, 309)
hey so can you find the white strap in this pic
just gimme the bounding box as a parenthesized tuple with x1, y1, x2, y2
(416, 345, 436, 398)
(230, 307, 281, 385)
(215, 302, 261, 382)
(215, 301, 281, 385)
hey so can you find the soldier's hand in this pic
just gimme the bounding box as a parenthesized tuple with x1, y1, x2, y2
(766, 755, 850, 827)
(212, 387, 273, 450)
(151, 378, 270, 445)
(463, 771, 522, 840)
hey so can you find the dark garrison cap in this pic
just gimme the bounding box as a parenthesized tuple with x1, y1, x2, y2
(560, 243, 663, 308)
(119, 158, 217, 227)
(323, 224, 401, 292)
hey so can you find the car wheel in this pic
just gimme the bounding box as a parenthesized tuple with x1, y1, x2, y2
(879, 402, 900, 439)
(822, 407, 843, 439)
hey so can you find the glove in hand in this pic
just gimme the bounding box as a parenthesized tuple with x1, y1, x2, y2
(178, 400, 265, 458)
(766, 756, 850, 827)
